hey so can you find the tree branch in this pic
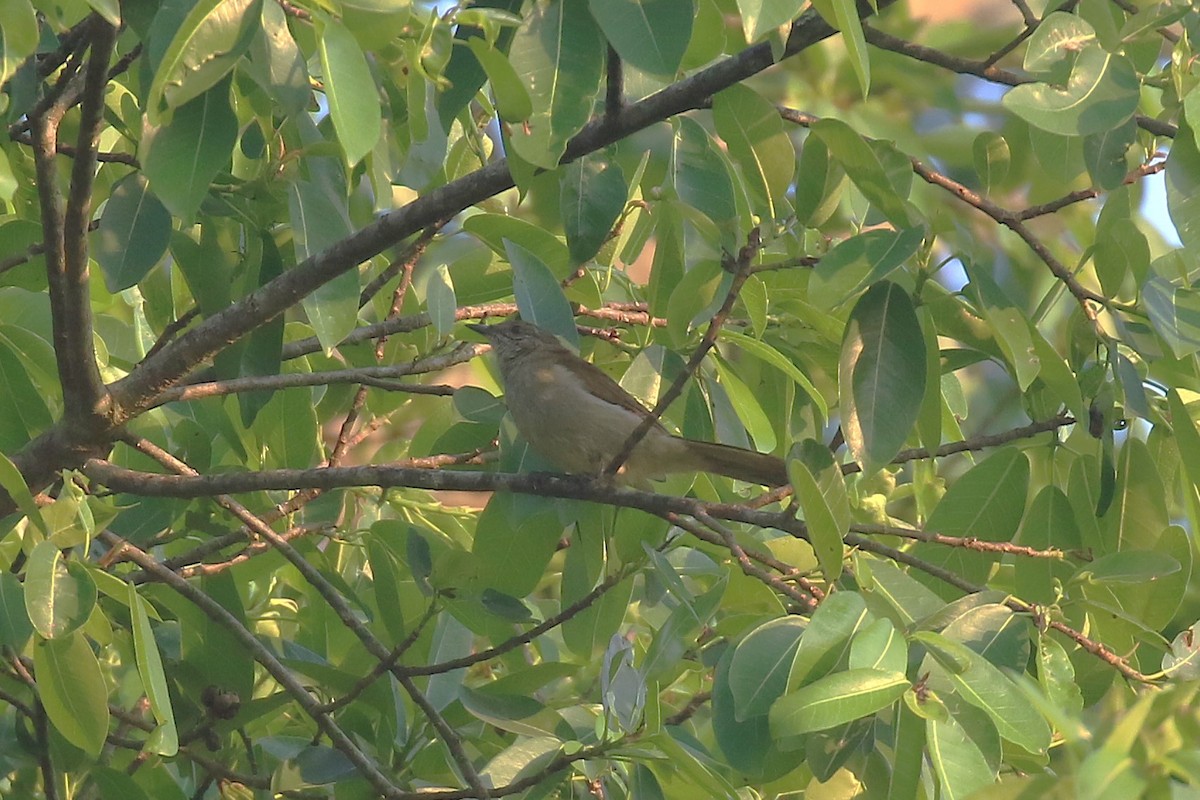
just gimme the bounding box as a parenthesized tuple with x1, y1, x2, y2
(95, 532, 404, 796)
(58, 22, 116, 423)
(604, 228, 762, 476)
(5, 2, 895, 512)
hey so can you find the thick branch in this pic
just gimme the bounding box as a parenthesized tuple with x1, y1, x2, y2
(103, 3, 885, 421)
(58, 22, 116, 422)
(6, 2, 893, 512)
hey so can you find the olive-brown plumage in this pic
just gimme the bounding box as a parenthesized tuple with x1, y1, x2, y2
(469, 319, 788, 486)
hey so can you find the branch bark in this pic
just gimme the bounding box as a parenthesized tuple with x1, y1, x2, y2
(5, 2, 894, 514)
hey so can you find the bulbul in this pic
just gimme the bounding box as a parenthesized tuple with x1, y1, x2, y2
(467, 319, 788, 487)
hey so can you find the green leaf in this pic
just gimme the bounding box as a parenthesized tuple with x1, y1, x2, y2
(728, 617, 806, 720)
(248, 0, 311, 117)
(416, 262, 457, 336)
(34, 633, 111, 757)
(95, 173, 172, 292)
(736, 0, 803, 43)
(465, 38, 533, 123)
(809, 0, 869, 96)
(1083, 118, 1135, 191)
(588, 0, 693, 77)
(260, 383, 319, 469)
(848, 618, 907, 674)
(288, 178, 358, 352)
(712, 84, 796, 219)
(912, 448, 1029, 593)
(667, 260, 724, 343)
(839, 281, 926, 473)
(719, 331, 827, 421)
(505, 239, 579, 347)
(141, 78, 238, 221)
(810, 227, 924, 309)
(1022, 12, 1096, 73)
(927, 711, 996, 799)
(560, 157, 627, 266)
(506, 0, 604, 168)
(147, 0, 262, 117)
(770, 668, 908, 736)
(1002, 46, 1140, 136)
(318, 14, 383, 165)
(787, 439, 848, 582)
(236, 234, 285, 425)
(1022, 328, 1089, 422)
(1094, 217, 1149, 298)
(714, 356, 776, 451)
(1101, 437, 1167, 552)
(0, 149, 14, 205)
(923, 633, 1051, 753)
(437, 0, 524, 125)
(1074, 549, 1180, 585)
(1166, 121, 1200, 252)
(790, 591, 870, 689)
(1015, 486, 1079, 604)
(916, 307, 942, 454)
(473, 492, 564, 597)
(0, 572, 32, 649)
(712, 646, 804, 780)
(0, 0, 37, 92)
(1169, 389, 1200, 496)
(366, 536, 406, 643)
(481, 736, 562, 789)
(460, 686, 562, 737)
(964, 265, 1040, 391)
(464, 213, 571, 277)
(812, 118, 911, 227)
(670, 117, 739, 248)
(128, 583, 178, 755)
(972, 132, 1010, 193)
(563, 575, 634, 658)
(90, 768, 153, 800)
(0, 338, 53, 453)
(1143, 273, 1200, 358)
(857, 555, 945, 625)
(793, 134, 846, 227)
(25, 540, 97, 639)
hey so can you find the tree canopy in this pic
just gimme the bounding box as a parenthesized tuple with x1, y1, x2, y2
(1, 0, 1199, 797)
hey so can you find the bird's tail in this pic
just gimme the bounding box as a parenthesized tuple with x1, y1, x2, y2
(674, 438, 789, 486)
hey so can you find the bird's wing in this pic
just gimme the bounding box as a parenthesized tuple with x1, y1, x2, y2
(574, 359, 667, 428)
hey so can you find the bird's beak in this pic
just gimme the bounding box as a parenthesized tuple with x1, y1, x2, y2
(465, 323, 490, 336)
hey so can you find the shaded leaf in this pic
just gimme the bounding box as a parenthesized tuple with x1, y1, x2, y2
(317, 14, 382, 165)
(770, 668, 908, 736)
(34, 633, 110, 757)
(839, 281, 926, 473)
(141, 79, 238, 221)
(95, 173, 172, 292)
(589, 0, 693, 77)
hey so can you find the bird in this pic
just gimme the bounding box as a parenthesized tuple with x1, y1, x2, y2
(467, 319, 788, 487)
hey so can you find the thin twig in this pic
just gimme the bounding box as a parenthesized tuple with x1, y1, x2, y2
(688, 510, 819, 609)
(152, 350, 480, 409)
(843, 413, 1076, 475)
(96, 531, 404, 796)
(604, 228, 763, 476)
(398, 568, 633, 677)
(398, 675, 490, 798)
(849, 536, 1149, 682)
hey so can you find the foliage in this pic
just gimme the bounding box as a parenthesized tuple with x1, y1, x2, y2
(1, 0, 1199, 797)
